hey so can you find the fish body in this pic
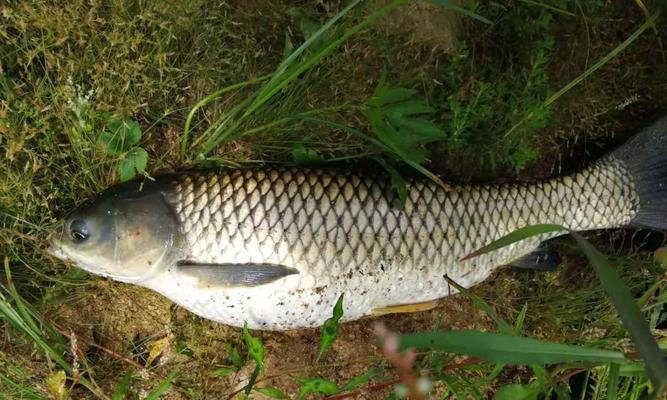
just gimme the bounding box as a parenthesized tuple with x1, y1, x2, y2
(51, 117, 667, 330)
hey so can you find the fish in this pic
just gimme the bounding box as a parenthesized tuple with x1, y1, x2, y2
(50, 116, 667, 330)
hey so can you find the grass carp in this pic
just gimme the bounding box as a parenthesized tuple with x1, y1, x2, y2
(50, 116, 667, 330)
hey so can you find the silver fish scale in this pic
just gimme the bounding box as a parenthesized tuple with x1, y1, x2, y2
(160, 156, 638, 326)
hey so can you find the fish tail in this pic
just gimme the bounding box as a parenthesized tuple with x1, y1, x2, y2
(609, 115, 667, 230)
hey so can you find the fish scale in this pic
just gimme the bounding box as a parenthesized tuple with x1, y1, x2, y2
(141, 156, 640, 329)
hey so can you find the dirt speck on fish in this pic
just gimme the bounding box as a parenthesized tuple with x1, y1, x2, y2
(50, 116, 667, 330)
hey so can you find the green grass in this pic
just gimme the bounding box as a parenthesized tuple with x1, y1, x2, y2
(1, 0, 667, 398)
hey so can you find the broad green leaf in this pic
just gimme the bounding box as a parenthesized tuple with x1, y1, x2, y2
(317, 294, 344, 361)
(255, 387, 288, 399)
(117, 147, 148, 182)
(292, 144, 323, 164)
(369, 86, 417, 106)
(399, 330, 627, 365)
(425, 0, 492, 24)
(365, 82, 446, 175)
(98, 118, 142, 155)
(385, 100, 435, 117)
(340, 369, 380, 392)
(367, 112, 429, 164)
(461, 224, 564, 261)
(493, 382, 541, 400)
(373, 158, 407, 206)
(295, 377, 338, 399)
(570, 232, 667, 394)
(211, 367, 237, 378)
(111, 372, 133, 400)
(144, 368, 178, 400)
(388, 116, 445, 140)
(224, 343, 244, 368)
(243, 322, 265, 369)
(293, 115, 449, 190)
(98, 131, 125, 155)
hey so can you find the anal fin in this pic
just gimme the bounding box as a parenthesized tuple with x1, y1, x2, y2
(511, 244, 561, 271)
(372, 300, 439, 316)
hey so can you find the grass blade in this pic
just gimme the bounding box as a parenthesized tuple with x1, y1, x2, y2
(503, 10, 660, 139)
(144, 368, 179, 400)
(444, 275, 513, 334)
(1, 258, 106, 398)
(255, 387, 288, 399)
(181, 74, 272, 156)
(399, 330, 627, 365)
(461, 224, 564, 261)
(198, 0, 410, 156)
(607, 364, 620, 400)
(0, 367, 46, 400)
(243, 322, 265, 394)
(570, 232, 667, 395)
(247, 0, 365, 115)
(425, 0, 492, 24)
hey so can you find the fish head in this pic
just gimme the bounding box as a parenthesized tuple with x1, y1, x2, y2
(50, 186, 180, 284)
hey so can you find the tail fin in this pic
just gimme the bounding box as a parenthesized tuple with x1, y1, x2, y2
(609, 115, 667, 230)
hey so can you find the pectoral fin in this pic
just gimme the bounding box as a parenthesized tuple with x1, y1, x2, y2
(372, 300, 439, 316)
(511, 244, 561, 271)
(177, 262, 299, 287)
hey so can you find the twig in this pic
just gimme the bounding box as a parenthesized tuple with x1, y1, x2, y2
(556, 368, 586, 383)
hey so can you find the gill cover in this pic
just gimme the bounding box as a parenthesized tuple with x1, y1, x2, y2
(54, 181, 180, 283)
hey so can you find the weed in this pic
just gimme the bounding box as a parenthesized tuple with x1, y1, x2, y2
(429, 4, 556, 172)
(318, 294, 345, 361)
(98, 117, 149, 182)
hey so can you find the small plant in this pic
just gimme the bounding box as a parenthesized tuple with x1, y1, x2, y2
(317, 293, 345, 361)
(243, 322, 265, 395)
(97, 118, 149, 182)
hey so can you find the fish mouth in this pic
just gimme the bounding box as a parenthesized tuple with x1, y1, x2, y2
(46, 222, 68, 260)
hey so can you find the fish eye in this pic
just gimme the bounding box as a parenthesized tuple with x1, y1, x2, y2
(69, 219, 89, 242)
